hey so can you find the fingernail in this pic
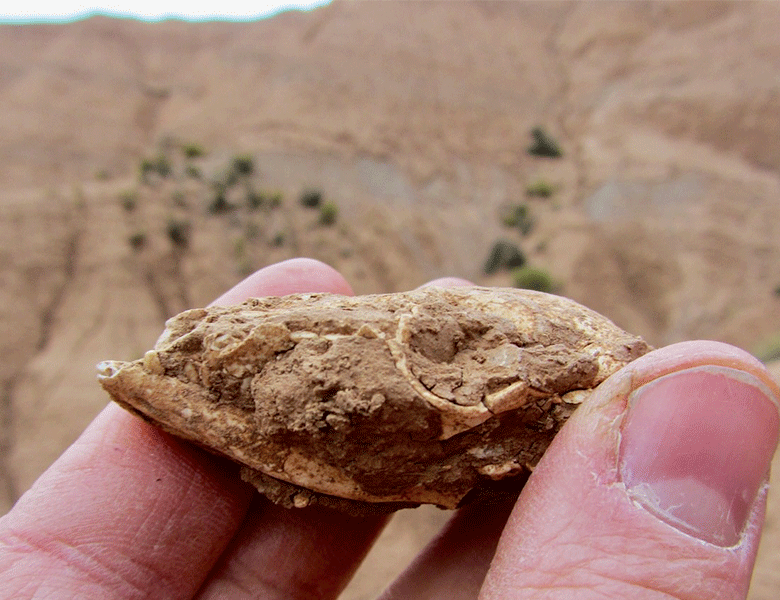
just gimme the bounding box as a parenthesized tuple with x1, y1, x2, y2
(619, 366, 780, 546)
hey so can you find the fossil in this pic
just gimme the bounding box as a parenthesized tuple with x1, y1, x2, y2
(98, 287, 650, 514)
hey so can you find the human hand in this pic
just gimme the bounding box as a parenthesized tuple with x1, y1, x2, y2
(382, 332, 780, 599)
(0, 259, 387, 599)
(1, 258, 778, 600)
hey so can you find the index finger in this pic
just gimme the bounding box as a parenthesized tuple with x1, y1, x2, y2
(0, 258, 354, 599)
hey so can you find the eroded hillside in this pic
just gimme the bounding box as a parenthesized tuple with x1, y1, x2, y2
(2, 2, 780, 598)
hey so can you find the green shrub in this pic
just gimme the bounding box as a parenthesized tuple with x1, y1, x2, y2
(119, 190, 137, 212)
(511, 266, 555, 293)
(319, 201, 338, 225)
(483, 240, 526, 275)
(208, 189, 232, 214)
(139, 153, 172, 181)
(502, 204, 535, 236)
(185, 165, 201, 179)
(182, 143, 205, 159)
(246, 188, 265, 210)
(139, 158, 156, 182)
(166, 219, 191, 250)
(299, 189, 322, 208)
(128, 231, 146, 251)
(232, 154, 254, 176)
(526, 178, 555, 198)
(527, 127, 563, 158)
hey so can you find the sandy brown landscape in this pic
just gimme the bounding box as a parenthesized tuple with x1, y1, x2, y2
(2, 1, 780, 597)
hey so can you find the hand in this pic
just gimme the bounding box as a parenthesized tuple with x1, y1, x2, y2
(1, 259, 778, 600)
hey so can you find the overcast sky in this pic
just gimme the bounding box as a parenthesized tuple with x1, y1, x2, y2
(1, 0, 331, 22)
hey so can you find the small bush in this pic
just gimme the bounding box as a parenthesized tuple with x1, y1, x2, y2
(511, 266, 555, 293)
(526, 178, 555, 198)
(483, 240, 526, 275)
(319, 201, 338, 225)
(271, 232, 285, 247)
(208, 189, 232, 214)
(299, 189, 322, 208)
(182, 143, 205, 159)
(502, 204, 535, 236)
(185, 165, 202, 179)
(528, 127, 563, 158)
(246, 188, 265, 210)
(232, 155, 254, 176)
(119, 190, 137, 212)
(139, 153, 172, 181)
(128, 231, 147, 251)
(166, 219, 191, 250)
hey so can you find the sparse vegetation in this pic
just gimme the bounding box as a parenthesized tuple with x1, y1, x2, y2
(208, 184, 233, 214)
(527, 126, 563, 158)
(502, 204, 535, 236)
(483, 240, 526, 275)
(300, 189, 323, 208)
(128, 231, 147, 251)
(119, 190, 137, 212)
(267, 190, 283, 208)
(185, 165, 202, 179)
(246, 187, 265, 210)
(232, 154, 255, 176)
(511, 266, 555, 293)
(319, 201, 338, 225)
(526, 177, 555, 198)
(182, 142, 205, 159)
(166, 218, 191, 250)
(139, 153, 172, 182)
(271, 232, 285, 247)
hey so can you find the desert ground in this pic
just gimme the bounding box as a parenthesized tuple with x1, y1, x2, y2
(1, 1, 780, 597)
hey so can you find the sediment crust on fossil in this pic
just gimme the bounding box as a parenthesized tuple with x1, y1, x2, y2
(98, 287, 650, 512)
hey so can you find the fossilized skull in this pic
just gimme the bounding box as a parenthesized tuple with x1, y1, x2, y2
(98, 287, 649, 513)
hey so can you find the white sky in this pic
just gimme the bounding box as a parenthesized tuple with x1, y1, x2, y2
(1, 0, 332, 22)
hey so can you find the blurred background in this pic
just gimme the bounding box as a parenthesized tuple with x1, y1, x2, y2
(1, 1, 779, 598)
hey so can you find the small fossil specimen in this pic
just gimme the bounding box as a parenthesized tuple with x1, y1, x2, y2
(98, 287, 649, 513)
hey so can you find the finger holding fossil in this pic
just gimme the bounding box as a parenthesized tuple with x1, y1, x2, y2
(98, 287, 650, 514)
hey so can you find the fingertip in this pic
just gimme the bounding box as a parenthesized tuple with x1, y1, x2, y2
(211, 258, 353, 306)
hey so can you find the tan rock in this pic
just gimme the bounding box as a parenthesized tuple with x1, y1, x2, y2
(98, 287, 649, 513)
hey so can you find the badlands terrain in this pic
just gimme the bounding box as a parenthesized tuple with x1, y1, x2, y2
(1, 1, 780, 598)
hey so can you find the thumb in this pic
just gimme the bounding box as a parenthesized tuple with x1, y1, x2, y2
(480, 341, 780, 599)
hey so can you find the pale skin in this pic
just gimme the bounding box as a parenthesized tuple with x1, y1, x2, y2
(1, 258, 778, 599)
